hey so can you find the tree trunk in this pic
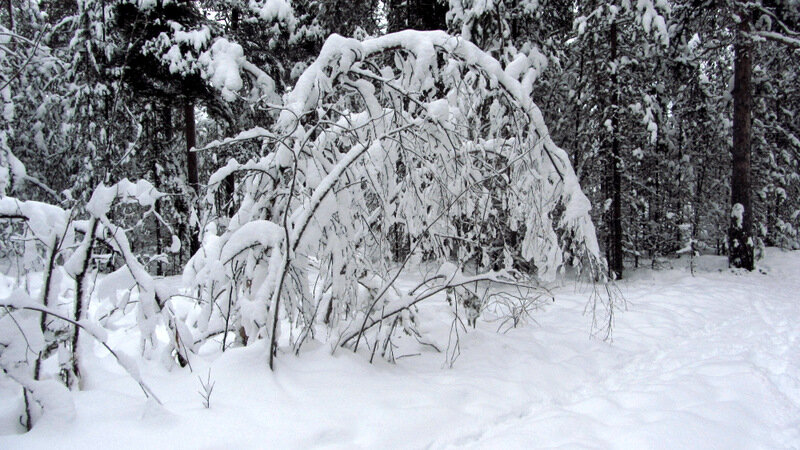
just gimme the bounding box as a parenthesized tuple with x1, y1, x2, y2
(387, 0, 447, 32)
(729, 7, 755, 270)
(607, 21, 624, 279)
(5, 0, 12, 30)
(63, 219, 98, 391)
(221, 7, 239, 217)
(185, 100, 200, 256)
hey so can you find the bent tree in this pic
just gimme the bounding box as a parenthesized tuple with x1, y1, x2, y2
(0, 180, 182, 429)
(186, 30, 610, 368)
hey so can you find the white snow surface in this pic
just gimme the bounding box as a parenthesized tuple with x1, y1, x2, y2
(2, 249, 800, 448)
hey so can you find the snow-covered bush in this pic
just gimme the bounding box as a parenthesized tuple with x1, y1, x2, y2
(188, 31, 607, 366)
(0, 180, 175, 429)
(1, 29, 610, 430)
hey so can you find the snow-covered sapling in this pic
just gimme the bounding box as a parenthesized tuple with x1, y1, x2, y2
(188, 30, 611, 367)
(197, 368, 215, 409)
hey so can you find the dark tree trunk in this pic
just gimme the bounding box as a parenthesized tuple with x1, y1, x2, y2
(607, 21, 624, 279)
(230, 6, 240, 31)
(153, 172, 163, 275)
(729, 7, 755, 270)
(221, 7, 239, 217)
(151, 106, 170, 276)
(387, 0, 447, 33)
(25, 235, 61, 430)
(5, 0, 12, 30)
(163, 106, 175, 272)
(185, 100, 200, 256)
(64, 219, 99, 391)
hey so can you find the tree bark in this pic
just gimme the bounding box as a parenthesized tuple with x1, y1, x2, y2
(221, 7, 239, 217)
(729, 7, 755, 270)
(153, 109, 163, 276)
(185, 100, 200, 256)
(5, 0, 12, 30)
(64, 219, 98, 391)
(387, 0, 447, 32)
(607, 21, 624, 279)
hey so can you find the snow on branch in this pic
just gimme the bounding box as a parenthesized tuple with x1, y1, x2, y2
(84, 180, 192, 366)
(189, 30, 608, 366)
(752, 31, 800, 48)
(1, 297, 162, 404)
(0, 196, 69, 242)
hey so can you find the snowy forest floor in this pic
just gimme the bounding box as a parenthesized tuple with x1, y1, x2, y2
(2, 249, 800, 449)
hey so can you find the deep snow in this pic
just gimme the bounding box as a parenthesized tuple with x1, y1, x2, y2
(2, 249, 799, 449)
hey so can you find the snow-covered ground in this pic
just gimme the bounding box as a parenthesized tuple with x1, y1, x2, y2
(2, 249, 799, 449)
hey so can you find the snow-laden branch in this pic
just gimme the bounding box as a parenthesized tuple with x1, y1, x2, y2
(0, 196, 69, 243)
(1, 298, 162, 404)
(85, 179, 191, 366)
(189, 30, 608, 366)
(752, 31, 800, 48)
(278, 31, 600, 265)
(341, 266, 532, 348)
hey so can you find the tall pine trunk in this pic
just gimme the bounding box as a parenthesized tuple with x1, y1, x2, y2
(387, 0, 446, 32)
(607, 21, 624, 279)
(221, 7, 240, 217)
(185, 100, 200, 256)
(729, 7, 755, 270)
(5, 0, 12, 30)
